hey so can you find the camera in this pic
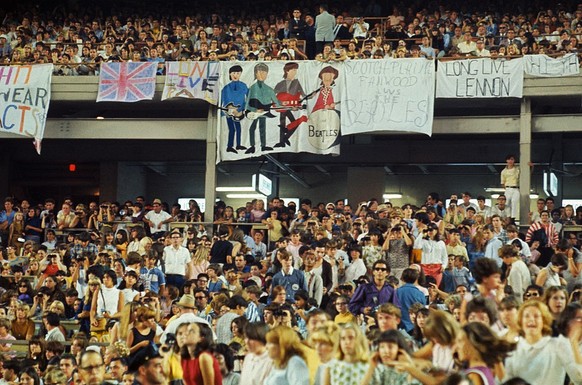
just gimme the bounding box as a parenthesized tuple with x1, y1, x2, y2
(100, 204, 108, 209)
(75, 210, 84, 216)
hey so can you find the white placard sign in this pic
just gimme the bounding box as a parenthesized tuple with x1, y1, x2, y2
(524, 54, 580, 77)
(437, 58, 524, 98)
(341, 59, 435, 136)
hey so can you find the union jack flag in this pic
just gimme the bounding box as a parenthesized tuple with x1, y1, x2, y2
(97, 62, 157, 102)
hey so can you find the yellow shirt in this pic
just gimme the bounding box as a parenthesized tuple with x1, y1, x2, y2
(334, 312, 357, 325)
(501, 166, 520, 187)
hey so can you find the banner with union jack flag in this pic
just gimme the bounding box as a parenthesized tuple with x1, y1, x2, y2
(97, 62, 157, 102)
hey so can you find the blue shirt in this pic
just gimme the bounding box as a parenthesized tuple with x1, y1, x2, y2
(484, 238, 503, 267)
(140, 266, 166, 294)
(271, 268, 307, 302)
(221, 80, 248, 113)
(396, 283, 427, 332)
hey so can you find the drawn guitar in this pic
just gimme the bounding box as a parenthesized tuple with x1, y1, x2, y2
(217, 103, 245, 121)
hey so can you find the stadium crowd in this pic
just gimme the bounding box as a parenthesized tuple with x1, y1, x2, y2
(0, 179, 581, 385)
(0, 1, 581, 75)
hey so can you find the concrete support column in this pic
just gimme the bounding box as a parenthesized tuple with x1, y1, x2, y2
(519, 98, 532, 226)
(347, 167, 385, 207)
(99, 162, 118, 202)
(204, 107, 218, 229)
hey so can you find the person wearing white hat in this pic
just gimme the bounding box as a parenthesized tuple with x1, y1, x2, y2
(160, 294, 210, 344)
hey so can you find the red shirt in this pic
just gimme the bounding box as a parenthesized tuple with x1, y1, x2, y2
(182, 352, 222, 385)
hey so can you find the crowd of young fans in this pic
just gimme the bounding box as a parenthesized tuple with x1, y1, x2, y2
(0, 188, 581, 385)
(0, 1, 581, 75)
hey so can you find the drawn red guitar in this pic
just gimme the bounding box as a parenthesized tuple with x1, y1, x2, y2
(276, 92, 304, 112)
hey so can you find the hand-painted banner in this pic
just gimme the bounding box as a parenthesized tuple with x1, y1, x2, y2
(524, 54, 580, 77)
(162, 61, 220, 104)
(436, 58, 524, 98)
(0, 64, 52, 154)
(341, 59, 435, 136)
(216, 61, 341, 163)
(97, 62, 157, 102)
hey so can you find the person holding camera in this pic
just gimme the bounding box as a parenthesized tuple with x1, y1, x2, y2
(413, 223, 448, 287)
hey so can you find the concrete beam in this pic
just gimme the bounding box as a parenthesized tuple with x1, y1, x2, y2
(0, 119, 208, 140)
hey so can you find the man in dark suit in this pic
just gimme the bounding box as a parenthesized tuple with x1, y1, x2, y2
(333, 15, 353, 40)
(289, 9, 307, 39)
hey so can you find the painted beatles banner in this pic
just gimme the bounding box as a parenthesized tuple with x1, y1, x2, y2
(216, 61, 342, 163)
(162, 61, 220, 104)
(97, 62, 157, 102)
(436, 58, 524, 98)
(0, 64, 52, 154)
(341, 59, 435, 136)
(524, 54, 580, 77)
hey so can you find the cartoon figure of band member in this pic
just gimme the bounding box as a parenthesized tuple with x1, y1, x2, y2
(273, 62, 307, 148)
(245, 63, 280, 154)
(220, 65, 248, 154)
(313, 66, 339, 112)
(306, 65, 341, 150)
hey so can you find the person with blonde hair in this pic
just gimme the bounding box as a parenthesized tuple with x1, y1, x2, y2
(127, 306, 158, 355)
(504, 300, 582, 384)
(265, 325, 309, 385)
(324, 323, 369, 385)
(310, 321, 340, 385)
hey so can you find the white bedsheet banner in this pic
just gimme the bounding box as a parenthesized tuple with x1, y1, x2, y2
(340, 59, 435, 136)
(437, 58, 524, 98)
(524, 54, 580, 77)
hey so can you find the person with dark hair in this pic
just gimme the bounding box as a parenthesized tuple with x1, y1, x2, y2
(78, 349, 106, 385)
(273, 62, 305, 148)
(523, 284, 544, 301)
(211, 343, 240, 385)
(465, 297, 498, 327)
(19, 366, 41, 385)
(221, 64, 248, 154)
(349, 259, 399, 316)
(456, 322, 516, 385)
(396, 268, 427, 333)
(216, 295, 248, 344)
(44, 312, 65, 341)
(271, 248, 307, 303)
(182, 322, 222, 385)
(90, 269, 124, 340)
(472, 258, 502, 300)
(499, 245, 531, 303)
(361, 330, 417, 385)
(536, 253, 568, 289)
(525, 210, 559, 266)
(240, 322, 273, 385)
(414, 222, 448, 286)
(2, 360, 20, 384)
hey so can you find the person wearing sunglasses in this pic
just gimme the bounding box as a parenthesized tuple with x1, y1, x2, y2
(348, 259, 400, 317)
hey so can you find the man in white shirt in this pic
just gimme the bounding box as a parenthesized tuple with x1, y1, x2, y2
(500, 245, 531, 304)
(144, 198, 172, 239)
(457, 30, 477, 54)
(44, 312, 66, 341)
(162, 230, 191, 290)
